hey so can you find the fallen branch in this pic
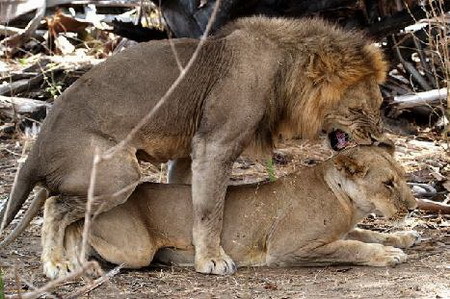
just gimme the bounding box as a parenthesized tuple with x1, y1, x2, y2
(0, 95, 50, 118)
(392, 87, 448, 109)
(0, 25, 29, 37)
(0, 25, 46, 39)
(416, 198, 450, 214)
(0, 75, 45, 96)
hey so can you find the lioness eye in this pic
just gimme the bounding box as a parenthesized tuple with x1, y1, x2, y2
(383, 180, 394, 189)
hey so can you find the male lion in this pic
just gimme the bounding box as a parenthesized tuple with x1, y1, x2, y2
(0, 17, 392, 278)
(59, 146, 419, 270)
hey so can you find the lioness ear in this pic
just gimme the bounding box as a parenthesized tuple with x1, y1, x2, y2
(334, 155, 368, 177)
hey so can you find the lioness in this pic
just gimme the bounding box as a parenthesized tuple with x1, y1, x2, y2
(1, 17, 392, 277)
(60, 146, 418, 270)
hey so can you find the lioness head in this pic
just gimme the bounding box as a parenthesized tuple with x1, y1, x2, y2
(332, 146, 417, 219)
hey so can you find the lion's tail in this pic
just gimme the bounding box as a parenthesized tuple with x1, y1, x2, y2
(0, 188, 47, 247)
(0, 155, 40, 245)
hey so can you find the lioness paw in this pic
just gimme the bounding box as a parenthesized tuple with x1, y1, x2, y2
(195, 248, 236, 275)
(389, 230, 421, 248)
(368, 245, 407, 267)
(43, 259, 75, 280)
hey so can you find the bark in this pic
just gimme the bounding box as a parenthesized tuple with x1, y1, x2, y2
(416, 198, 450, 214)
(0, 95, 50, 119)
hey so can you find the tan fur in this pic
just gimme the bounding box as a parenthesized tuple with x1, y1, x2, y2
(59, 146, 418, 271)
(1, 17, 392, 278)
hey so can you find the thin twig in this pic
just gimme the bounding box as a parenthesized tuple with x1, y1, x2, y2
(393, 35, 432, 90)
(92, 179, 139, 202)
(19, 278, 58, 299)
(167, 31, 184, 72)
(1, 148, 21, 157)
(80, 148, 100, 263)
(158, 0, 183, 72)
(7, 261, 100, 299)
(411, 33, 437, 88)
(65, 265, 123, 299)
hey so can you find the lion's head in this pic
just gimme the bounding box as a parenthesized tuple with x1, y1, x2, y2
(331, 146, 417, 219)
(281, 28, 393, 152)
(323, 79, 394, 151)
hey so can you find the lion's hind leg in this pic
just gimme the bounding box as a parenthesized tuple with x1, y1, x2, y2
(41, 146, 141, 279)
(345, 228, 421, 249)
(42, 195, 84, 279)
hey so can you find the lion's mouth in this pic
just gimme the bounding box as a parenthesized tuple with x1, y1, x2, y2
(328, 129, 351, 151)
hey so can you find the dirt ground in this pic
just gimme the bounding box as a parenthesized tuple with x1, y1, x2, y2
(0, 134, 449, 298)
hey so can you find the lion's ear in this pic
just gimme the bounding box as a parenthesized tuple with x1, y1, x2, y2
(363, 44, 388, 84)
(334, 155, 368, 177)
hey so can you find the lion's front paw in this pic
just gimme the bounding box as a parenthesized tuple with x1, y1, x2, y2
(389, 230, 421, 248)
(195, 248, 236, 275)
(368, 245, 408, 267)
